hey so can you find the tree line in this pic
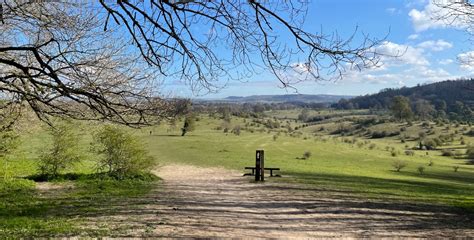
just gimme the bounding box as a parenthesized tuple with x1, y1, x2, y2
(333, 79, 474, 122)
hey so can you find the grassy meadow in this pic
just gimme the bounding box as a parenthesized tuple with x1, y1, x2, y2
(1, 109, 474, 236)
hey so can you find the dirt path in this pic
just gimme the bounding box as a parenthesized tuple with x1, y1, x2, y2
(91, 164, 474, 238)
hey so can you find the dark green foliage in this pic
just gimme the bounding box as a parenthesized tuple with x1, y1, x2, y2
(465, 129, 474, 137)
(441, 149, 454, 157)
(428, 160, 434, 167)
(467, 146, 474, 159)
(423, 138, 438, 150)
(0, 129, 19, 159)
(337, 79, 474, 122)
(302, 151, 312, 159)
(181, 114, 196, 136)
(92, 125, 155, 179)
(417, 166, 425, 175)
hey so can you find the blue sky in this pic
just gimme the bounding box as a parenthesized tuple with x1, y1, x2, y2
(161, 0, 473, 99)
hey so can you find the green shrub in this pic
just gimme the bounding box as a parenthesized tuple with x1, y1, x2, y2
(467, 146, 474, 159)
(38, 121, 81, 177)
(390, 151, 398, 157)
(181, 114, 196, 136)
(453, 166, 460, 172)
(423, 138, 438, 150)
(0, 129, 19, 178)
(371, 131, 387, 139)
(232, 125, 241, 136)
(302, 151, 312, 160)
(92, 125, 155, 179)
(441, 149, 454, 157)
(0, 129, 19, 158)
(417, 166, 425, 175)
(428, 159, 434, 167)
(392, 160, 407, 172)
(404, 150, 415, 156)
(273, 135, 278, 141)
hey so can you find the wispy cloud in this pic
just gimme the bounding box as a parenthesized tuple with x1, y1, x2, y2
(417, 39, 453, 52)
(408, 1, 470, 32)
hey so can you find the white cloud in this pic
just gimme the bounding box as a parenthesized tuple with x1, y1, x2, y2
(416, 66, 452, 79)
(408, 34, 419, 40)
(438, 58, 453, 65)
(375, 41, 429, 66)
(386, 7, 402, 15)
(458, 51, 474, 71)
(408, 1, 470, 32)
(417, 40, 453, 51)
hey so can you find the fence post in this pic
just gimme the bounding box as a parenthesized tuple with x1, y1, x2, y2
(256, 150, 264, 181)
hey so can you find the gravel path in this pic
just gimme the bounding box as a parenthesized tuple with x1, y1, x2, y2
(87, 164, 474, 238)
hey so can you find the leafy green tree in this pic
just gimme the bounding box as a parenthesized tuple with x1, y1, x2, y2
(39, 121, 81, 177)
(0, 129, 20, 179)
(181, 115, 196, 136)
(93, 125, 154, 178)
(390, 96, 413, 121)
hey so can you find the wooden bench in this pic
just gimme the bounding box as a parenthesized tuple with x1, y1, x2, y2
(244, 167, 281, 177)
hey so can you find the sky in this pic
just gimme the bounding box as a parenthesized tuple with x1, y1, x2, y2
(161, 0, 474, 99)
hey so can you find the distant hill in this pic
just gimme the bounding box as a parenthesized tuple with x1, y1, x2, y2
(335, 79, 474, 111)
(216, 94, 354, 103)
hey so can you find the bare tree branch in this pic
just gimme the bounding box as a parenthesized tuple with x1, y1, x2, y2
(1, 0, 386, 128)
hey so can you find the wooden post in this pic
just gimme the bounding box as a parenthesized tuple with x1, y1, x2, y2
(256, 150, 264, 181)
(255, 150, 261, 181)
(260, 150, 264, 181)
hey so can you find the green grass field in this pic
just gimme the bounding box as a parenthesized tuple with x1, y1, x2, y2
(1, 111, 474, 236)
(143, 116, 474, 209)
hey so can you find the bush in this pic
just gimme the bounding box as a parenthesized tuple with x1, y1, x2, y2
(273, 135, 278, 141)
(0, 129, 19, 159)
(392, 160, 407, 172)
(181, 115, 196, 136)
(368, 143, 376, 150)
(39, 121, 81, 177)
(93, 125, 155, 179)
(232, 125, 241, 136)
(371, 131, 387, 139)
(467, 146, 474, 159)
(428, 159, 434, 167)
(465, 129, 474, 137)
(453, 166, 459, 172)
(441, 149, 454, 157)
(423, 138, 438, 150)
(404, 150, 415, 156)
(302, 151, 312, 160)
(417, 166, 425, 175)
(390, 151, 398, 157)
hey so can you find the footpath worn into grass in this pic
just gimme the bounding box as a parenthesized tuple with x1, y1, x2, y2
(52, 164, 473, 238)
